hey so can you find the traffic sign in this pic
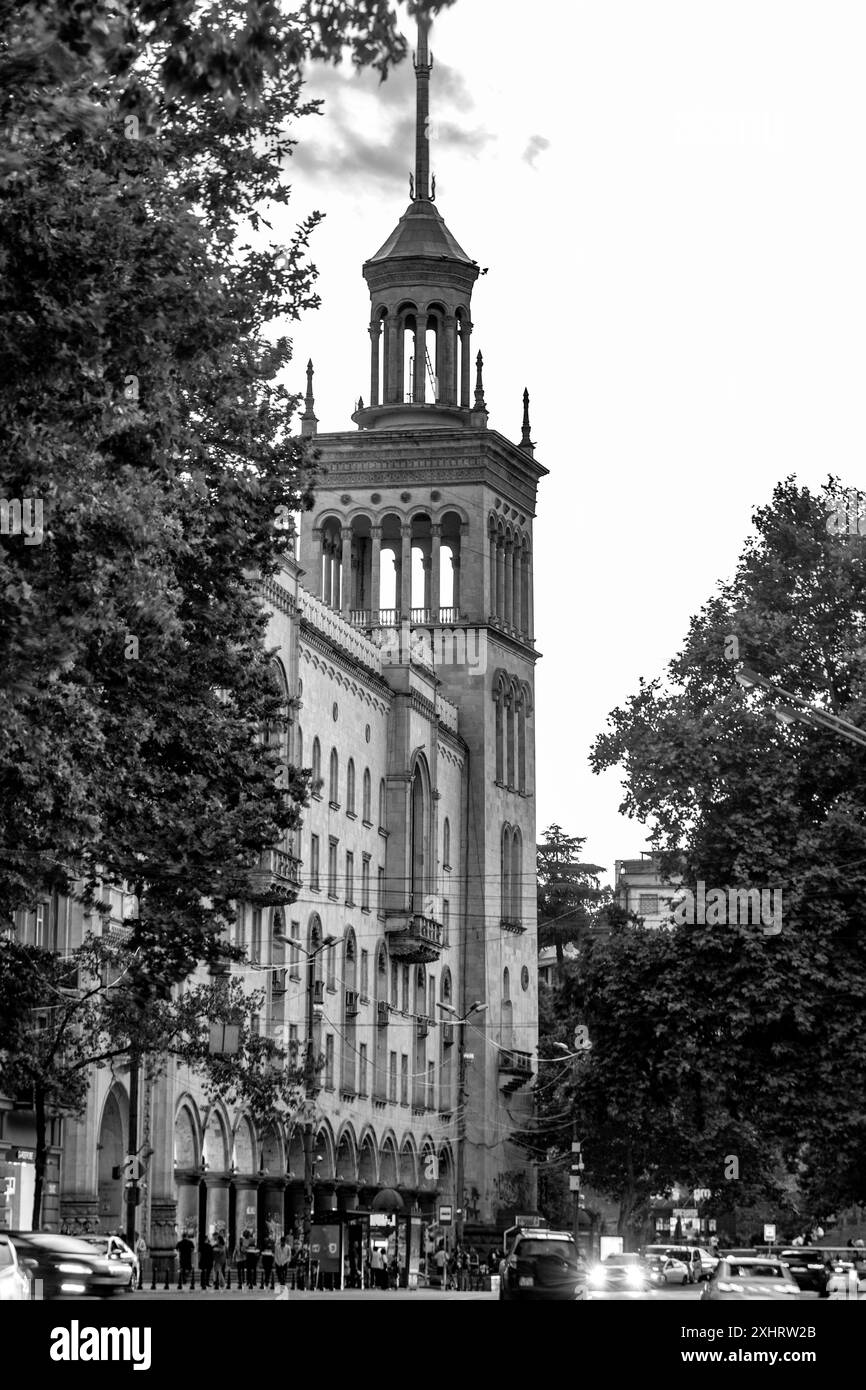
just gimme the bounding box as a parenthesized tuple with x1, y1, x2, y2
(571, 1141, 582, 1154)
(763, 1223, 776, 1243)
(569, 1177, 581, 1192)
(438, 1205, 453, 1226)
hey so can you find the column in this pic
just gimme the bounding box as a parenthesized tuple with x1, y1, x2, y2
(369, 320, 381, 407)
(442, 314, 457, 405)
(386, 317, 400, 404)
(400, 524, 412, 620)
(414, 313, 428, 404)
(459, 320, 472, 407)
(454, 525, 467, 612)
(513, 544, 523, 636)
(496, 536, 504, 619)
(504, 537, 514, 627)
(488, 527, 497, 616)
(526, 553, 534, 638)
(341, 527, 353, 616)
(204, 1177, 231, 1239)
(422, 554, 432, 614)
(370, 524, 382, 620)
(310, 527, 323, 599)
(431, 524, 441, 620)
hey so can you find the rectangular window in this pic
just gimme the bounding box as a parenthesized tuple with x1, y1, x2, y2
(327, 942, 336, 990)
(428, 976, 436, 1020)
(289, 919, 301, 977)
(325, 1033, 335, 1089)
(401, 965, 410, 1014)
(378, 867, 385, 915)
(639, 894, 659, 915)
(345, 851, 354, 905)
(251, 908, 262, 963)
(390, 961, 399, 1008)
(427, 1061, 435, 1109)
(388, 1051, 397, 1104)
(400, 1054, 409, 1105)
(443, 899, 450, 948)
(328, 837, 338, 898)
(359, 1044, 368, 1097)
(236, 906, 246, 949)
(360, 949, 369, 997)
(288, 1024, 299, 1067)
(310, 834, 320, 891)
(361, 855, 371, 911)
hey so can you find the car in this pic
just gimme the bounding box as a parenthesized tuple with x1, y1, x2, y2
(779, 1248, 831, 1297)
(587, 1252, 650, 1295)
(0, 1234, 31, 1301)
(643, 1245, 703, 1283)
(80, 1235, 138, 1290)
(700, 1257, 800, 1301)
(6, 1231, 131, 1299)
(499, 1229, 587, 1301)
(647, 1254, 691, 1287)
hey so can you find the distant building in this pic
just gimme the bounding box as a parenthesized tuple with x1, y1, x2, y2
(614, 854, 682, 928)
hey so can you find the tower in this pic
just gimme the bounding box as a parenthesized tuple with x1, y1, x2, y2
(298, 16, 546, 1227)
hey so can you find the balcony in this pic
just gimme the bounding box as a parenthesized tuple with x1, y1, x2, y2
(416, 1015, 431, 1039)
(249, 848, 303, 904)
(345, 989, 360, 1017)
(385, 911, 444, 964)
(500, 917, 525, 935)
(498, 1049, 533, 1094)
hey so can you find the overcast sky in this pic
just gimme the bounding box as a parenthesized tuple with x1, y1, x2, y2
(280, 0, 866, 886)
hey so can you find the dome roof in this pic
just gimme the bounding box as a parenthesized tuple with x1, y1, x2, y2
(367, 198, 474, 267)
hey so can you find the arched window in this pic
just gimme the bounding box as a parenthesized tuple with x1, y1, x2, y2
(502, 968, 514, 1050)
(379, 778, 387, 831)
(297, 725, 303, 768)
(517, 691, 527, 794)
(410, 763, 428, 910)
(511, 827, 522, 924)
(501, 825, 512, 924)
(494, 683, 504, 784)
(441, 971, 452, 1005)
(347, 758, 356, 816)
(506, 686, 515, 788)
(329, 748, 339, 805)
(363, 768, 372, 823)
(311, 737, 322, 792)
(443, 817, 451, 870)
(309, 914, 324, 983)
(503, 966, 510, 1002)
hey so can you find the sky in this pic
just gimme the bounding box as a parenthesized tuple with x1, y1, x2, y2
(278, 0, 866, 887)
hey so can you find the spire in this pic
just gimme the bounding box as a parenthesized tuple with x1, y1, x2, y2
(519, 388, 535, 456)
(301, 359, 318, 438)
(470, 350, 489, 428)
(413, 16, 433, 201)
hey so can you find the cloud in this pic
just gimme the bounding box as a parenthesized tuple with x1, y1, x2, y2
(523, 134, 550, 169)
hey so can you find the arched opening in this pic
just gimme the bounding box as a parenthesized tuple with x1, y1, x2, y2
(329, 748, 339, 806)
(511, 828, 523, 924)
(379, 778, 387, 831)
(346, 758, 356, 816)
(402, 312, 417, 403)
(311, 737, 322, 791)
(379, 1139, 399, 1189)
(440, 511, 462, 617)
(97, 1087, 127, 1228)
(363, 767, 372, 823)
(342, 930, 357, 1092)
(501, 825, 513, 925)
(506, 685, 516, 788)
(378, 512, 402, 618)
(410, 763, 428, 911)
(443, 817, 451, 870)
(374, 944, 389, 1102)
(494, 681, 505, 784)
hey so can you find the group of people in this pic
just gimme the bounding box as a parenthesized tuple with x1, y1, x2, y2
(175, 1230, 312, 1290)
(431, 1242, 499, 1291)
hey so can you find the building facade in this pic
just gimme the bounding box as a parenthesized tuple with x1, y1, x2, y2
(4, 17, 545, 1252)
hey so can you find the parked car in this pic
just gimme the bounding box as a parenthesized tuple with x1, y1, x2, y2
(647, 1254, 691, 1287)
(0, 1234, 31, 1301)
(499, 1229, 587, 1302)
(701, 1256, 800, 1301)
(779, 1248, 831, 1297)
(80, 1235, 138, 1290)
(587, 1252, 650, 1295)
(642, 1245, 703, 1283)
(6, 1231, 131, 1299)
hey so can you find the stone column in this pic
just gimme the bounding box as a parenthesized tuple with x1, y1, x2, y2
(204, 1176, 230, 1238)
(442, 314, 457, 405)
(496, 536, 504, 618)
(430, 524, 441, 620)
(370, 525, 382, 620)
(488, 526, 497, 615)
(459, 319, 472, 407)
(369, 319, 381, 407)
(400, 524, 412, 619)
(309, 527, 323, 599)
(175, 1173, 200, 1236)
(341, 527, 353, 616)
(337, 1182, 360, 1214)
(386, 317, 400, 404)
(454, 526, 467, 613)
(414, 313, 428, 404)
(513, 545, 523, 636)
(504, 537, 514, 627)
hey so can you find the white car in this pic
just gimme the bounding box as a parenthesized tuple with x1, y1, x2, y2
(0, 1234, 31, 1300)
(80, 1235, 138, 1290)
(647, 1254, 691, 1287)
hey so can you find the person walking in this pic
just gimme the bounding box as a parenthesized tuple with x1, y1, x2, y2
(434, 1243, 448, 1290)
(260, 1236, 275, 1290)
(467, 1245, 480, 1291)
(274, 1235, 290, 1289)
(245, 1231, 261, 1291)
(176, 1232, 195, 1290)
(234, 1230, 250, 1289)
(199, 1234, 214, 1290)
(211, 1232, 227, 1289)
(133, 1231, 147, 1290)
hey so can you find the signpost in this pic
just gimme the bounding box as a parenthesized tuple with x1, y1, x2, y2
(438, 1205, 453, 1227)
(763, 1223, 776, 1244)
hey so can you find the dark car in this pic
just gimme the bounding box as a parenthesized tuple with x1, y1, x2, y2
(499, 1229, 587, 1302)
(779, 1249, 830, 1297)
(7, 1231, 131, 1299)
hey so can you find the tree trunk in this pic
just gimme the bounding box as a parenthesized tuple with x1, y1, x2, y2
(31, 1083, 47, 1230)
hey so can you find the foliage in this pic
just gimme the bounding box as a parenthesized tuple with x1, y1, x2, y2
(536, 824, 605, 971)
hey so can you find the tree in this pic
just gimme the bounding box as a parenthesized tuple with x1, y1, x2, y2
(590, 477, 866, 1211)
(536, 825, 605, 974)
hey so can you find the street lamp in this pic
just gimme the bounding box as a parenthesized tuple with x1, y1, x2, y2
(736, 665, 866, 749)
(274, 930, 336, 1242)
(437, 1001, 487, 1246)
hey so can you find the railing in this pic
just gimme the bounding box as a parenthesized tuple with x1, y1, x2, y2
(377, 608, 398, 626)
(385, 913, 444, 963)
(299, 587, 383, 675)
(437, 607, 461, 624)
(500, 917, 525, 934)
(410, 608, 433, 624)
(498, 1049, 533, 1077)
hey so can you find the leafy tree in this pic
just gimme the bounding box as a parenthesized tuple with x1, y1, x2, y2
(536, 825, 605, 973)
(590, 477, 866, 1213)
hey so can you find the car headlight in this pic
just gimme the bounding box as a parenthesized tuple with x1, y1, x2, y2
(57, 1263, 92, 1275)
(626, 1267, 645, 1287)
(588, 1265, 606, 1286)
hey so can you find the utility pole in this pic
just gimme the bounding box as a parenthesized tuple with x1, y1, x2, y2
(438, 1000, 487, 1248)
(125, 1044, 140, 1249)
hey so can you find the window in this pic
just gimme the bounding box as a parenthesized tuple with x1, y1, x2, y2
(506, 689, 515, 787)
(400, 1054, 409, 1105)
(289, 919, 301, 977)
(361, 855, 371, 911)
(251, 908, 262, 963)
(442, 971, 452, 1004)
(325, 1034, 335, 1089)
(390, 960, 399, 1007)
(329, 748, 339, 806)
(501, 824, 512, 922)
(428, 975, 436, 1020)
(288, 1024, 299, 1067)
(328, 837, 338, 898)
(326, 942, 336, 990)
(427, 1061, 435, 1109)
(402, 964, 410, 1013)
(347, 758, 356, 816)
(511, 827, 522, 922)
(362, 768, 372, 823)
(378, 867, 385, 915)
(443, 898, 450, 947)
(494, 685, 504, 783)
(360, 949, 369, 997)
(236, 905, 246, 948)
(310, 835, 321, 891)
(503, 966, 511, 1002)
(639, 894, 659, 915)
(389, 1051, 398, 1103)
(312, 737, 322, 793)
(297, 725, 303, 767)
(345, 851, 355, 905)
(379, 778, 387, 830)
(359, 1044, 368, 1096)
(35, 903, 45, 948)
(443, 817, 451, 870)
(517, 691, 527, 793)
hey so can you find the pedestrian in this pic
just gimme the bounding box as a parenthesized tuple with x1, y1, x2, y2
(434, 1243, 448, 1290)
(212, 1231, 227, 1289)
(467, 1245, 480, 1290)
(261, 1236, 275, 1290)
(234, 1230, 250, 1287)
(371, 1245, 386, 1290)
(199, 1234, 214, 1289)
(274, 1235, 290, 1289)
(245, 1231, 260, 1290)
(176, 1232, 195, 1289)
(134, 1230, 147, 1289)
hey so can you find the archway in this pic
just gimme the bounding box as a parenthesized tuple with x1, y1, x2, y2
(97, 1085, 127, 1228)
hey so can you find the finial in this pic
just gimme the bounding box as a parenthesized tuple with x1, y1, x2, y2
(413, 15, 432, 201)
(474, 351, 487, 410)
(358, 396, 364, 411)
(301, 358, 318, 438)
(431, 173, 436, 200)
(409, 172, 415, 200)
(520, 388, 535, 455)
